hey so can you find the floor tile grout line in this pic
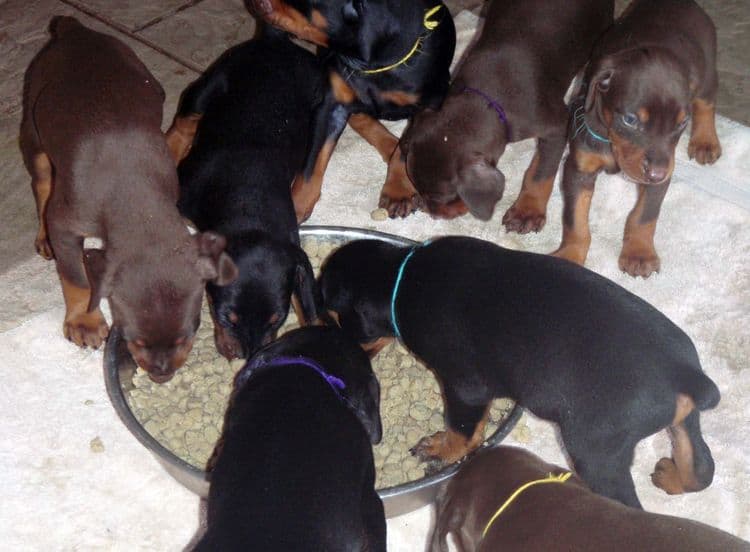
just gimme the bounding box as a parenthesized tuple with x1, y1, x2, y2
(58, 0, 204, 74)
(132, 0, 208, 33)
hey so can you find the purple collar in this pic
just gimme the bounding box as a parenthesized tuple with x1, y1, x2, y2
(239, 354, 346, 399)
(462, 86, 511, 140)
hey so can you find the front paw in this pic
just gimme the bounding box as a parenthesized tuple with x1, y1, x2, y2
(502, 204, 547, 234)
(651, 457, 685, 495)
(409, 430, 472, 465)
(688, 137, 721, 165)
(378, 192, 419, 219)
(291, 180, 320, 223)
(63, 310, 109, 349)
(618, 245, 660, 278)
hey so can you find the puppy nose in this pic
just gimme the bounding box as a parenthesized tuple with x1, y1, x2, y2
(646, 165, 669, 183)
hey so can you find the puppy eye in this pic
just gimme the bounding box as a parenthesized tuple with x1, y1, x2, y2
(621, 113, 639, 128)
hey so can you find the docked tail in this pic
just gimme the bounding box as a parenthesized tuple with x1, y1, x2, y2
(680, 369, 720, 411)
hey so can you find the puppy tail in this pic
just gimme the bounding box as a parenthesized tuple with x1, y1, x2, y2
(679, 369, 720, 412)
(49, 16, 81, 38)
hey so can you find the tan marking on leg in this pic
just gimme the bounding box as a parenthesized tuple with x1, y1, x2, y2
(672, 393, 695, 426)
(503, 152, 555, 234)
(348, 113, 399, 162)
(412, 409, 489, 464)
(688, 98, 721, 165)
(552, 187, 593, 265)
(330, 72, 356, 104)
(264, 1, 329, 46)
(326, 310, 341, 327)
(291, 294, 311, 326)
(165, 113, 202, 164)
(310, 9, 327, 30)
(378, 145, 420, 218)
(31, 152, 54, 259)
(651, 421, 701, 494)
(619, 187, 660, 277)
(59, 274, 108, 349)
(361, 337, 394, 358)
(291, 140, 336, 222)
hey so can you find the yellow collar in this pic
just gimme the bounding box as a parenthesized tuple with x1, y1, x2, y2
(360, 5, 443, 75)
(481, 471, 573, 539)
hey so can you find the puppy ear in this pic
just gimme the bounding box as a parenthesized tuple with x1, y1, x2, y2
(292, 246, 320, 326)
(585, 62, 614, 112)
(455, 160, 505, 221)
(83, 249, 111, 312)
(342, 0, 359, 24)
(356, 374, 383, 444)
(194, 231, 238, 286)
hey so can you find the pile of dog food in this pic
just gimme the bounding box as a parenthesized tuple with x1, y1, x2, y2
(126, 233, 514, 489)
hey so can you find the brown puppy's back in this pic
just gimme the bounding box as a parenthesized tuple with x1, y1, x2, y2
(432, 447, 749, 552)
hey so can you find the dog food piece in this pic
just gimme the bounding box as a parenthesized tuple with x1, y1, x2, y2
(90, 436, 105, 453)
(125, 234, 514, 489)
(370, 207, 389, 221)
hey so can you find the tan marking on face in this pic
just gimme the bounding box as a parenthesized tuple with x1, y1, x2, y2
(610, 130, 648, 182)
(330, 72, 356, 104)
(379, 90, 420, 107)
(361, 336, 394, 358)
(637, 107, 650, 123)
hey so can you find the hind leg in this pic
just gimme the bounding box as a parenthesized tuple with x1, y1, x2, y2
(429, 492, 464, 552)
(29, 152, 55, 259)
(561, 424, 642, 508)
(652, 407, 714, 494)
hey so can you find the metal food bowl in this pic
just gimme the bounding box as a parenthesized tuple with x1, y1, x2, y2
(103, 225, 522, 518)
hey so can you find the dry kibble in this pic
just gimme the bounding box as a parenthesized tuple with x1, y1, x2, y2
(125, 234, 514, 488)
(370, 208, 389, 221)
(90, 436, 105, 453)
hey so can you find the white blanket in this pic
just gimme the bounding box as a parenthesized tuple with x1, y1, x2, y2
(2, 10, 748, 551)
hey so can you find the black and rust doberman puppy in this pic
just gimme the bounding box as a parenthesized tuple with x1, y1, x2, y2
(430, 446, 750, 552)
(194, 326, 385, 551)
(243, 0, 456, 221)
(174, 28, 322, 359)
(400, 0, 614, 221)
(553, 0, 722, 278)
(319, 236, 720, 508)
(20, 17, 236, 382)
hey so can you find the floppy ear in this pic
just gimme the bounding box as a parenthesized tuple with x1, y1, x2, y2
(455, 160, 506, 221)
(355, 374, 383, 444)
(194, 231, 238, 286)
(83, 249, 111, 312)
(585, 62, 614, 112)
(292, 246, 320, 326)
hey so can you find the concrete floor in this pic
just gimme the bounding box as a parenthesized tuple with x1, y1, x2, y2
(0, 0, 747, 273)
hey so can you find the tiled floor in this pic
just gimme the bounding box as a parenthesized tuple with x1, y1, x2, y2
(0, 0, 747, 272)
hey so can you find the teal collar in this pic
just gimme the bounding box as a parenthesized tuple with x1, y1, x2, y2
(390, 240, 431, 339)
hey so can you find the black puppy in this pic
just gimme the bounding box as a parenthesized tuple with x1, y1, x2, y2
(194, 326, 385, 551)
(173, 28, 322, 359)
(319, 236, 720, 508)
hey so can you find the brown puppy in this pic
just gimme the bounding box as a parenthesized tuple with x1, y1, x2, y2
(401, 0, 614, 222)
(553, 0, 722, 278)
(20, 17, 237, 382)
(431, 446, 749, 552)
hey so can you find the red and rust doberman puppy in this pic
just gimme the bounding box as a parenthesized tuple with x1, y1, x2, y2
(553, 0, 722, 278)
(400, 0, 614, 221)
(240, 0, 456, 222)
(319, 236, 720, 508)
(195, 326, 385, 551)
(431, 446, 750, 552)
(20, 17, 237, 383)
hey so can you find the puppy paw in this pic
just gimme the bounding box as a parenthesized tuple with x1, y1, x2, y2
(409, 430, 472, 465)
(618, 247, 660, 278)
(502, 204, 547, 234)
(378, 192, 419, 219)
(651, 457, 685, 495)
(64, 310, 109, 349)
(35, 234, 54, 260)
(688, 137, 721, 165)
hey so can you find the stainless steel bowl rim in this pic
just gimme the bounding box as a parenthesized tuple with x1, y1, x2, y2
(103, 225, 522, 517)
